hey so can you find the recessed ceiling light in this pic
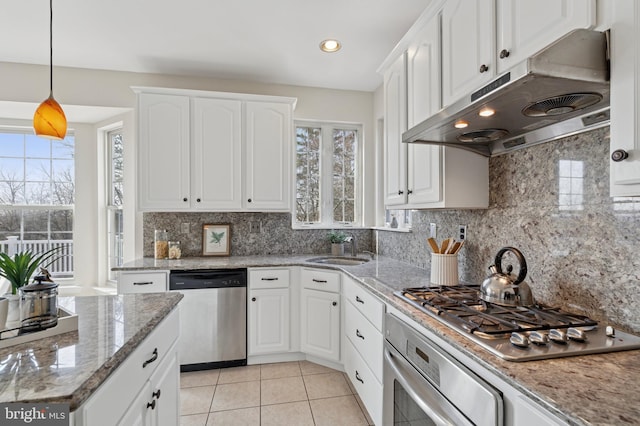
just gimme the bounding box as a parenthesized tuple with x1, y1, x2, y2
(479, 107, 495, 117)
(454, 120, 469, 129)
(320, 39, 341, 53)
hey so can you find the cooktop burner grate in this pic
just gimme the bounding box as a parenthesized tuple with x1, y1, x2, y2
(397, 286, 597, 339)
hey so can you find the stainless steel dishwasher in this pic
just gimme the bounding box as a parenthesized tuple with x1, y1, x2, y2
(169, 269, 247, 372)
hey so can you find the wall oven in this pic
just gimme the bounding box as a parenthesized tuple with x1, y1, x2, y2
(384, 313, 504, 426)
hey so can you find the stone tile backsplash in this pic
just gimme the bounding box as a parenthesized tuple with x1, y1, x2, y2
(143, 127, 640, 332)
(377, 127, 640, 332)
(143, 212, 372, 258)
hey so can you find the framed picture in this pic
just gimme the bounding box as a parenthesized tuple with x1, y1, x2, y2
(202, 224, 231, 256)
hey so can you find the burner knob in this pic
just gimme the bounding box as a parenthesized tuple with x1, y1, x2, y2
(510, 332, 529, 348)
(549, 329, 568, 344)
(529, 331, 549, 345)
(606, 325, 616, 337)
(567, 327, 587, 342)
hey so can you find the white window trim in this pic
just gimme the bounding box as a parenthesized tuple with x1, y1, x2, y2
(292, 119, 363, 229)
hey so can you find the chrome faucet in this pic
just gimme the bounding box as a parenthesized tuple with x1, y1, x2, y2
(346, 234, 357, 257)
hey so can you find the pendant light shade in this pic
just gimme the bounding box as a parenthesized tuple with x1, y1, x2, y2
(34, 0, 67, 140)
(34, 95, 67, 139)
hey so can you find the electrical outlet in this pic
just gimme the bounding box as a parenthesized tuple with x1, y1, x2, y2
(181, 223, 190, 234)
(429, 223, 437, 239)
(249, 222, 260, 233)
(459, 225, 467, 241)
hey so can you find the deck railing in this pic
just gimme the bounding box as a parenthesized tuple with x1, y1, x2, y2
(0, 237, 74, 276)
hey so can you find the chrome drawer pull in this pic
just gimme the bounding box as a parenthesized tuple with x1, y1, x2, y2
(143, 348, 158, 368)
(133, 281, 154, 286)
(356, 329, 365, 340)
(312, 279, 328, 283)
(355, 370, 364, 383)
(355, 296, 364, 304)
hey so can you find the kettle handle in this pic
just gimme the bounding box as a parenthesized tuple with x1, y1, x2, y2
(494, 247, 528, 284)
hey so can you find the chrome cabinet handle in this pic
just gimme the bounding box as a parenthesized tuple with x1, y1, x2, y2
(133, 281, 154, 286)
(143, 348, 158, 368)
(356, 329, 364, 340)
(355, 296, 364, 304)
(355, 370, 364, 383)
(612, 149, 629, 162)
(479, 64, 489, 73)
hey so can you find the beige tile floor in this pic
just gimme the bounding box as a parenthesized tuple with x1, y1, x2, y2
(179, 361, 375, 426)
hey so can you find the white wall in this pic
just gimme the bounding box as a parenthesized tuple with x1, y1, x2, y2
(0, 62, 376, 287)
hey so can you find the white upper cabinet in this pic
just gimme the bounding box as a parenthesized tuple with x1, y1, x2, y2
(406, 14, 443, 205)
(137, 93, 191, 210)
(134, 87, 296, 212)
(441, 0, 595, 108)
(441, 0, 496, 107)
(610, 0, 640, 196)
(496, 0, 596, 73)
(192, 97, 243, 210)
(244, 102, 292, 211)
(383, 53, 408, 206)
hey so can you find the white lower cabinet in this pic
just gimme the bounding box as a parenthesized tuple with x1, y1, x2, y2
(117, 270, 169, 294)
(343, 339, 383, 425)
(248, 268, 291, 355)
(300, 268, 341, 362)
(75, 309, 180, 426)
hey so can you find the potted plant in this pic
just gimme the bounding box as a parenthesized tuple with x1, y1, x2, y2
(328, 230, 349, 256)
(0, 247, 63, 323)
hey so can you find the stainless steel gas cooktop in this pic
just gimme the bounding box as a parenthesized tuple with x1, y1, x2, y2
(396, 285, 640, 361)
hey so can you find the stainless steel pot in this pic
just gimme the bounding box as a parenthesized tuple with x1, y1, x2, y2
(480, 247, 534, 307)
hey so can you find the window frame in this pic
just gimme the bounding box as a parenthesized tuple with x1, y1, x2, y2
(0, 126, 75, 279)
(293, 120, 363, 229)
(105, 127, 124, 282)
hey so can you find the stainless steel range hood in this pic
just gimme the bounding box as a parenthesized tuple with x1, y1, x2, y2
(403, 29, 610, 157)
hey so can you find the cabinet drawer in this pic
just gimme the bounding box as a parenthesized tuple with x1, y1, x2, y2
(301, 268, 340, 293)
(345, 301, 383, 382)
(343, 276, 385, 332)
(80, 308, 179, 426)
(249, 268, 290, 289)
(118, 271, 168, 294)
(343, 339, 383, 426)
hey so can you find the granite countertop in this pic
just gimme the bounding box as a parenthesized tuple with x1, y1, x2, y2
(118, 254, 640, 425)
(0, 292, 183, 410)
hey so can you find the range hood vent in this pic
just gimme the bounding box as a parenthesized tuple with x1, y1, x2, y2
(403, 29, 610, 157)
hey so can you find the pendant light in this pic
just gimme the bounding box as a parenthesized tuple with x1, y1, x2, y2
(33, 0, 67, 140)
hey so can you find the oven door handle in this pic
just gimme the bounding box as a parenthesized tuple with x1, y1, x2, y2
(384, 346, 473, 426)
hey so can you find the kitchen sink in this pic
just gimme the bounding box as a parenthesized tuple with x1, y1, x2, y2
(306, 256, 370, 266)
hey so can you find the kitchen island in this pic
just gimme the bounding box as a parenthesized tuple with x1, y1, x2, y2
(0, 292, 182, 423)
(116, 255, 640, 426)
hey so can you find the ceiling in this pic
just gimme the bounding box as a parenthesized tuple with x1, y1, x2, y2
(1, 0, 431, 93)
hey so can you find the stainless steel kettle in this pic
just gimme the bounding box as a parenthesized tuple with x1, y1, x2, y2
(480, 247, 534, 307)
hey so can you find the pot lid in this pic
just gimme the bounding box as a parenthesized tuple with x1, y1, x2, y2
(22, 275, 58, 292)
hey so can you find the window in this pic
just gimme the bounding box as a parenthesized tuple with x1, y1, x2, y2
(295, 122, 361, 227)
(106, 129, 124, 281)
(0, 128, 75, 278)
(558, 159, 584, 211)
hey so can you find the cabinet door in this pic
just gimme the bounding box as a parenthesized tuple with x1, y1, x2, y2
(383, 53, 408, 206)
(406, 14, 443, 205)
(497, 0, 595, 73)
(244, 102, 292, 211)
(138, 93, 190, 210)
(192, 98, 242, 210)
(149, 346, 180, 426)
(248, 288, 290, 355)
(442, 0, 495, 107)
(610, 0, 640, 196)
(117, 381, 152, 426)
(301, 288, 340, 362)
